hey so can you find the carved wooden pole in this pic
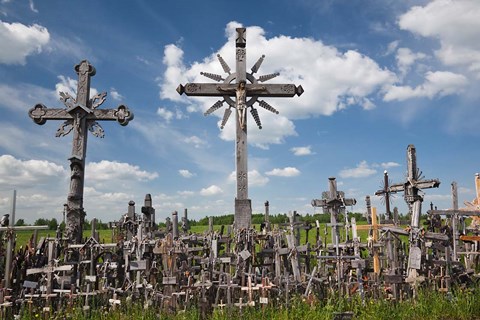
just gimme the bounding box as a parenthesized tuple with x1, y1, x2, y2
(29, 60, 133, 243)
(177, 28, 303, 230)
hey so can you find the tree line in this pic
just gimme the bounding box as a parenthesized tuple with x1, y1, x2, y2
(20, 207, 408, 230)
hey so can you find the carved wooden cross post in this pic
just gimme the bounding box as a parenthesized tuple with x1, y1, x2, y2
(177, 28, 303, 230)
(312, 177, 357, 248)
(375, 170, 395, 222)
(388, 145, 440, 282)
(29, 60, 134, 243)
(311, 177, 356, 289)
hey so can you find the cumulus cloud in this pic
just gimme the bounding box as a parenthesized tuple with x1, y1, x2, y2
(0, 155, 67, 188)
(86, 160, 158, 182)
(339, 160, 377, 178)
(399, 0, 480, 75)
(161, 22, 397, 148)
(396, 47, 427, 77)
(290, 146, 313, 156)
(0, 20, 49, 65)
(159, 44, 186, 101)
(379, 162, 400, 169)
(265, 167, 300, 177)
(184, 135, 206, 148)
(384, 71, 468, 101)
(157, 107, 174, 122)
(178, 169, 195, 178)
(228, 170, 269, 186)
(110, 88, 124, 101)
(55, 76, 99, 99)
(200, 185, 223, 196)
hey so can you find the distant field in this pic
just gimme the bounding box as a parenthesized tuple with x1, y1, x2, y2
(7, 220, 407, 250)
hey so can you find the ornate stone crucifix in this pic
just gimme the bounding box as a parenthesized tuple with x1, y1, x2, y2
(29, 60, 134, 243)
(177, 28, 303, 229)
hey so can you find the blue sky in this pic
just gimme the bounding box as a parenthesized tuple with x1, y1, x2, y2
(1, 0, 480, 224)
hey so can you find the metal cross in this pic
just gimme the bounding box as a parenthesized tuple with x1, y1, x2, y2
(177, 28, 303, 229)
(28, 60, 134, 243)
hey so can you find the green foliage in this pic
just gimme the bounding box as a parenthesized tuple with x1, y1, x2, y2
(13, 287, 480, 319)
(14, 218, 26, 226)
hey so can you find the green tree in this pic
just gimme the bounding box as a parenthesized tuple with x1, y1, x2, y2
(14, 218, 26, 226)
(48, 218, 58, 230)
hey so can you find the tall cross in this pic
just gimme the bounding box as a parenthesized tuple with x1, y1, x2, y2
(375, 170, 394, 222)
(28, 60, 134, 243)
(311, 177, 356, 249)
(388, 145, 440, 281)
(177, 28, 303, 229)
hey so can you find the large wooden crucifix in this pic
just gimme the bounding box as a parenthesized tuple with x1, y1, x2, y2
(177, 28, 303, 229)
(28, 60, 134, 243)
(387, 145, 440, 281)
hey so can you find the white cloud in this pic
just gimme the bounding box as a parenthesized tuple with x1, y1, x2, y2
(396, 47, 427, 77)
(86, 160, 158, 182)
(29, 0, 38, 13)
(228, 170, 269, 186)
(384, 71, 468, 101)
(265, 167, 300, 177)
(110, 88, 124, 101)
(339, 160, 377, 178)
(290, 146, 313, 156)
(380, 162, 400, 169)
(200, 185, 223, 196)
(159, 44, 186, 101)
(386, 40, 400, 56)
(249, 170, 270, 186)
(161, 22, 397, 148)
(0, 155, 67, 189)
(178, 190, 195, 196)
(178, 169, 195, 178)
(55, 76, 99, 99)
(184, 135, 206, 148)
(157, 107, 174, 122)
(0, 20, 49, 65)
(399, 0, 480, 75)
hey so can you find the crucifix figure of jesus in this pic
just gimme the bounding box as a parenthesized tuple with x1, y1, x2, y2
(217, 80, 265, 129)
(177, 28, 303, 229)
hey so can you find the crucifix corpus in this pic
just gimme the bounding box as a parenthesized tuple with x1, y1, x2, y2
(29, 60, 134, 243)
(177, 28, 303, 229)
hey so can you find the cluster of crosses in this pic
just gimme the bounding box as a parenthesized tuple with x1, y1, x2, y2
(0, 28, 479, 318)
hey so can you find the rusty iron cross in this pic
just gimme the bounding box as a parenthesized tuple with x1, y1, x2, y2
(177, 28, 303, 229)
(28, 60, 134, 243)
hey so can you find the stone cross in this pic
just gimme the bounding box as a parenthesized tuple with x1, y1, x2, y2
(28, 60, 134, 243)
(388, 145, 440, 281)
(177, 28, 303, 229)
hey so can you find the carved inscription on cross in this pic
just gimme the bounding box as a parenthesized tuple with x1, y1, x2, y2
(177, 28, 303, 229)
(28, 60, 134, 243)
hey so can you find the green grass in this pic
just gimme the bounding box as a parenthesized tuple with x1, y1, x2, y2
(11, 287, 480, 320)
